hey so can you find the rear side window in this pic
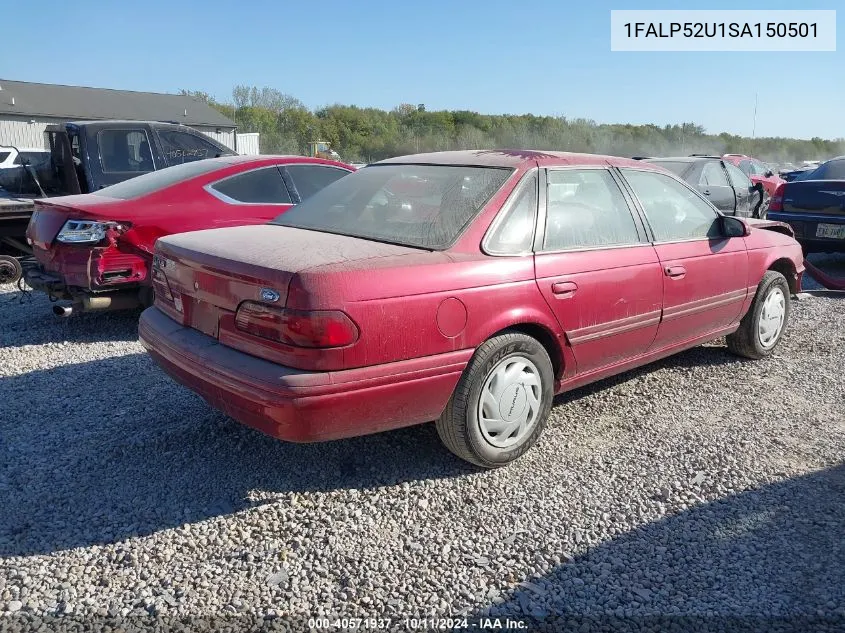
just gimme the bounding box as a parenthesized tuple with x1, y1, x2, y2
(699, 162, 730, 187)
(543, 169, 639, 251)
(99, 129, 154, 173)
(285, 164, 350, 200)
(485, 172, 538, 254)
(622, 169, 721, 242)
(209, 167, 292, 204)
(0, 151, 12, 163)
(158, 129, 225, 165)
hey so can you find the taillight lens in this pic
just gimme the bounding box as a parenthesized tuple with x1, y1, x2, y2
(56, 219, 128, 244)
(768, 183, 785, 212)
(235, 301, 359, 348)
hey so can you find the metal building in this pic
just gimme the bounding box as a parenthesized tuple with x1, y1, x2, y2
(0, 79, 246, 152)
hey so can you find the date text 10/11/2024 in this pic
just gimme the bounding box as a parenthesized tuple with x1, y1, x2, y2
(623, 22, 818, 39)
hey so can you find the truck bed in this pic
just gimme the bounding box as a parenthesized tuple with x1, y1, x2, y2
(0, 190, 36, 256)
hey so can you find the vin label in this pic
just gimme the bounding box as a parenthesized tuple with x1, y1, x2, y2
(611, 10, 836, 51)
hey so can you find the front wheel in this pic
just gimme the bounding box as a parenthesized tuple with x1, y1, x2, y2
(436, 332, 554, 468)
(727, 271, 790, 359)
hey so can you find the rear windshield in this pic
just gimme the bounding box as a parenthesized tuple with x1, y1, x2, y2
(91, 159, 227, 199)
(270, 164, 513, 249)
(646, 161, 692, 178)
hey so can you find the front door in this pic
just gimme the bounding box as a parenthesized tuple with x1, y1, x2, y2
(534, 167, 663, 377)
(619, 168, 749, 352)
(697, 161, 737, 215)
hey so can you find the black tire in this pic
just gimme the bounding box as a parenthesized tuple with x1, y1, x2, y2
(436, 332, 554, 468)
(727, 270, 790, 360)
(0, 255, 23, 285)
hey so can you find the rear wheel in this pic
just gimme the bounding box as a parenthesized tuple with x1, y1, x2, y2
(0, 255, 22, 285)
(436, 332, 554, 468)
(727, 271, 790, 359)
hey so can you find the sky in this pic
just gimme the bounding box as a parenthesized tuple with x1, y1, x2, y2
(2, 0, 842, 140)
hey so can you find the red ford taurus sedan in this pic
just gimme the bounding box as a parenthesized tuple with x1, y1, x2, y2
(25, 155, 353, 315)
(139, 150, 804, 467)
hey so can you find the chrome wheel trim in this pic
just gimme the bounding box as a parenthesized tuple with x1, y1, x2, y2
(477, 355, 542, 449)
(758, 286, 786, 349)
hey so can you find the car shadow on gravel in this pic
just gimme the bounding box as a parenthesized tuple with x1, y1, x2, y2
(0, 295, 141, 347)
(553, 342, 750, 406)
(468, 464, 845, 632)
(0, 354, 474, 558)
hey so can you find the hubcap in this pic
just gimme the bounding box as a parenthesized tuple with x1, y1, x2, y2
(477, 355, 542, 449)
(758, 287, 785, 349)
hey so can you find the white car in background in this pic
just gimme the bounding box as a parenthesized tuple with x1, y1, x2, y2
(0, 146, 51, 169)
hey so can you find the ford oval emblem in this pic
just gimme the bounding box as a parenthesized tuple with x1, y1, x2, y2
(260, 288, 280, 303)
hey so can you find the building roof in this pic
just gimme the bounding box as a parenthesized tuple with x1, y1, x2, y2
(0, 79, 235, 128)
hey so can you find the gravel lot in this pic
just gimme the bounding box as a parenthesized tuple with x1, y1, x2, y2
(0, 274, 843, 632)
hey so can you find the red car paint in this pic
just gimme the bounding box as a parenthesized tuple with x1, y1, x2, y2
(722, 154, 785, 198)
(25, 155, 354, 306)
(139, 150, 804, 444)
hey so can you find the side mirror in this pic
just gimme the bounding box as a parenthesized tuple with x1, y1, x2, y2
(764, 170, 774, 178)
(721, 215, 750, 238)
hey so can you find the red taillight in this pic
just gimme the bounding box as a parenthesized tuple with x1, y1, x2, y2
(235, 301, 359, 348)
(768, 183, 786, 212)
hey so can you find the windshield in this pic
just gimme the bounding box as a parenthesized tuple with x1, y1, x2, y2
(270, 164, 514, 249)
(91, 159, 227, 199)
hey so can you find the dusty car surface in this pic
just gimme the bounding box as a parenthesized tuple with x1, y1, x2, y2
(25, 155, 353, 315)
(139, 149, 805, 468)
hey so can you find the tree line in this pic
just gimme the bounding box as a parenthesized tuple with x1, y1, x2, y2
(182, 86, 844, 165)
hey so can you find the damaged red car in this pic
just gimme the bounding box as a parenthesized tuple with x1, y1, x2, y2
(139, 150, 804, 468)
(24, 155, 354, 315)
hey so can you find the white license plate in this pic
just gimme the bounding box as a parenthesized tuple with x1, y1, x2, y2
(816, 223, 845, 239)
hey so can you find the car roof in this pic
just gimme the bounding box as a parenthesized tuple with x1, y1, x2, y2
(375, 149, 654, 170)
(211, 155, 353, 168)
(646, 156, 718, 162)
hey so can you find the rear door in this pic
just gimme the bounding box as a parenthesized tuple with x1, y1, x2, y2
(619, 168, 749, 351)
(698, 161, 736, 214)
(533, 167, 663, 376)
(204, 165, 295, 225)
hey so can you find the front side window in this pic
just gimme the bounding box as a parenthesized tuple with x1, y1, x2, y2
(284, 164, 351, 200)
(270, 164, 513, 250)
(622, 169, 721, 242)
(543, 169, 640, 251)
(99, 129, 153, 173)
(158, 130, 225, 165)
(485, 172, 538, 254)
(725, 162, 752, 190)
(699, 162, 730, 187)
(209, 167, 292, 204)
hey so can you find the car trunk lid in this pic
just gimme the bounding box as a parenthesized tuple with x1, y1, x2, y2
(154, 224, 419, 338)
(782, 180, 845, 217)
(27, 195, 126, 249)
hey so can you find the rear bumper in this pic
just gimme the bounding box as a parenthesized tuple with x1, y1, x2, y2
(766, 212, 845, 253)
(138, 307, 471, 442)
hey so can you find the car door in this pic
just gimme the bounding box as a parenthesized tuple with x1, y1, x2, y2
(618, 168, 749, 352)
(533, 167, 663, 376)
(724, 162, 756, 217)
(698, 161, 737, 214)
(203, 165, 295, 227)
